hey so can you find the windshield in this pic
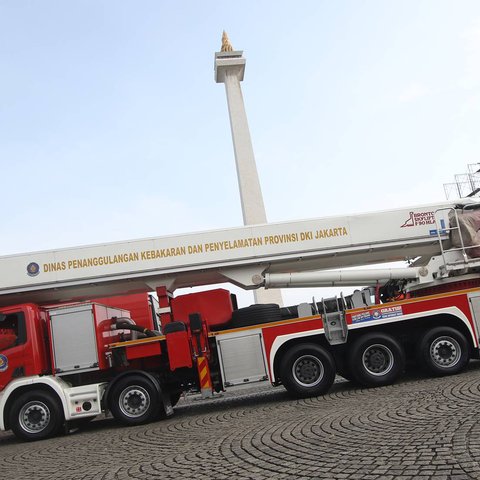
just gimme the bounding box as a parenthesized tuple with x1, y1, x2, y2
(0, 312, 25, 351)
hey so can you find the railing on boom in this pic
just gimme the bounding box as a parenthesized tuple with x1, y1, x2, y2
(434, 206, 480, 271)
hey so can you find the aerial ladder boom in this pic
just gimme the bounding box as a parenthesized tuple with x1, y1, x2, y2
(0, 199, 477, 307)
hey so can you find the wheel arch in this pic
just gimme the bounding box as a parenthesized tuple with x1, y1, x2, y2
(420, 314, 476, 351)
(272, 333, 332, 385)
(416, 323, 471, 375)
(2, 378, 67, 431)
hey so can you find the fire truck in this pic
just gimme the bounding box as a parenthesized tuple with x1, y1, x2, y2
(1, 199, 480, 441)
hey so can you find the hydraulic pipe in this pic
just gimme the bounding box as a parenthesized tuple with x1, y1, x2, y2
(264, 267, 422, 289)
(112, 317, 161, 337)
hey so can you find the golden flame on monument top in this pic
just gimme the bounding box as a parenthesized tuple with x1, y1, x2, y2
(221, 31, 234, 52)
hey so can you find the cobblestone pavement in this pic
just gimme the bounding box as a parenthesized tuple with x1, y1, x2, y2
(3, 364, 480, 480)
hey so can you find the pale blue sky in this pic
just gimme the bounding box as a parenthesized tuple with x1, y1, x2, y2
(1, 1, 479, 305)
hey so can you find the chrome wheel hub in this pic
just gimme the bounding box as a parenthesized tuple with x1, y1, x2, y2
(19, 401, 50, 433)
(292, 355, 324, 387)
(119, 386, 150, 418)
(362, 344, 394, 376)
(430, 336, 461, 368)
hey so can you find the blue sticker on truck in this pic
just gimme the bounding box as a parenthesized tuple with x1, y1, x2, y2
(0, 354, 8, 372)
(429, 219, 447, 236)
(351, 306, 403, 324)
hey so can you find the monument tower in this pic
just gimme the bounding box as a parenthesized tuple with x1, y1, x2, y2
(215, 32, 283, 306)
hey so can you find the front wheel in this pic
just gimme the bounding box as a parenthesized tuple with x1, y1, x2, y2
(109, 375, 159, 426)
(279, 343, 335, 398)
(10, 390, 63, 442)
(348, 332, 405, 387)
(416, 326, 469, 376)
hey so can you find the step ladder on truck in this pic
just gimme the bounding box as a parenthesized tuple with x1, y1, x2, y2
(1, 199, 480, 441)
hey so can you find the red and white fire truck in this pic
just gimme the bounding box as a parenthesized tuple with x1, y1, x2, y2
(1, 199, 480, 441)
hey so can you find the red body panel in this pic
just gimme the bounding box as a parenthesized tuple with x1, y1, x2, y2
(411, 278, 480, 297)
(125, 340, 162, 361)
(165, 331, 193, 371)
(0, 304, 50, 390)
(261, 317, 324, 378)
(93, 293, 154, 330)
(157, 286, 173, 329)
(92, 304, 131, 370)
(171, 289, 233, 330)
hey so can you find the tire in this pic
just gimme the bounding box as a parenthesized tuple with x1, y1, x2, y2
(10, 390, 63, 442)
(109, 375, 159, 426)
(231, 304, 281, 328)
(348, 332, 405, 387)
(279, 343, 336, 398)
(336, 365, 354, 382)
(334, 354, 354, 382)
(416, 326, 469, 376)
(336, 370, 352, 381)
(280, 306, 298, 320)
(170, 391, 182, 407)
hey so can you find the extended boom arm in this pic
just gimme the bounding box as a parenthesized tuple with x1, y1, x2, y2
(0, 200, 476, 307)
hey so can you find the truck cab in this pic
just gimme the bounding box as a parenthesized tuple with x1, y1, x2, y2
(0, 304, 50, 391)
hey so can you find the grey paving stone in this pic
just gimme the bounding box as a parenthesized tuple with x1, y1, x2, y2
(2, 363, 480, 479)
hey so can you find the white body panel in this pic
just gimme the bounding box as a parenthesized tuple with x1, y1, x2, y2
(0, 376, 106, 430)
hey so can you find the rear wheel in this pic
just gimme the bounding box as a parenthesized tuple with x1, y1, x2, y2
(417, 327, 469, 376)
(335, 355, 354, 382)
(336, 366, 354, 382)
(279, 343, 335, 398)
(10, 390, 63, 441)
(348, 333, 405, 387)
(109, 375, 159, 426)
